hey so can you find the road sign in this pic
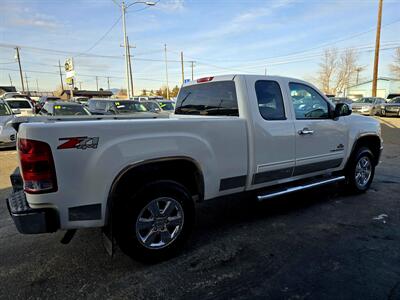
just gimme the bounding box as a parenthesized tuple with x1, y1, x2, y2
(66, 77, 74, 85)
(184, 79, 190, 83)
(65, 58, 75, 79)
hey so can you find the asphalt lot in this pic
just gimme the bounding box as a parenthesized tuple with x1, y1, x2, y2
(0, 117, 399, 300)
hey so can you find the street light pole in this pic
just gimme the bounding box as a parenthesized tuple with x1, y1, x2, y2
(121, 1, 131, 98)
(114, 0, 156, 99)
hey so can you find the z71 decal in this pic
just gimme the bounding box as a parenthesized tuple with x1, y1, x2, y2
(57, 137, 99, 150)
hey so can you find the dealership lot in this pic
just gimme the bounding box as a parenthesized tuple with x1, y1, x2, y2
(0, 117, 399, 299)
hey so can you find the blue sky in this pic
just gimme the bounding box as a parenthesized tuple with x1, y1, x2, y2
(0, 0, 399, 93)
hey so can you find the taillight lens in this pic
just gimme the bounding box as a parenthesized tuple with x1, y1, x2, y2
(18, 138, 57, 194)
(197, 76, 214, 83)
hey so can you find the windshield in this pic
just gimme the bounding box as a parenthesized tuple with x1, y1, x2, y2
(389, 98, 400, 104)
(143, 102, 161, 112)
(114, 101, 147, 113)
(40, 97, 60, 103)
(53, 104, 90, 116)
(0, 103, 12, 115)
(355, 98, 374, 104)
(158, 101, 175, 111)
(6, 100, 31, 109)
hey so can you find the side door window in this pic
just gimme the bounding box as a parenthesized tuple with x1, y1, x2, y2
(255, 80, 285, 120)
(289, 83, 330, 119)
(95, 101, 107, 111)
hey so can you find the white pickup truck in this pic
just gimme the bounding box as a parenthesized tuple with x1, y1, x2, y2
(7, 75, 382, 262)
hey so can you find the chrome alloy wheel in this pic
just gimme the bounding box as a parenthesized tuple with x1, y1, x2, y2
(355, 156, 372, 188)
(136, 197, 184, 249)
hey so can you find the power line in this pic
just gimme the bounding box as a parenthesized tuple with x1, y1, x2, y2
(75, 16, 122, 58)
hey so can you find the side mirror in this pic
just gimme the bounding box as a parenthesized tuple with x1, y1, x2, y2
(334, 103, 351, 118)
(13, 109, 21, 115)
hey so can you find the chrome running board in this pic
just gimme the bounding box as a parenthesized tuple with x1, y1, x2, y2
(257, 176, 345, 201)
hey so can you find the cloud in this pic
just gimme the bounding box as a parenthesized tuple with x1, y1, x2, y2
(194, 0, 293, 41)
(4, 5, 60, 30)
(155, 0, 185, 12)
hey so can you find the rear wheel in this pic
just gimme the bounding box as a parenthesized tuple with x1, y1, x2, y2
(344, 147, 375, 193)
(114, 180, 195, 263)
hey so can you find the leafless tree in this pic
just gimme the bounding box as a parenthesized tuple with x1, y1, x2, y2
(317, 47, 362, 95)
(390, 47, 400, 79)
(318, 48, 338, 94)
(334, 48, 361, 94)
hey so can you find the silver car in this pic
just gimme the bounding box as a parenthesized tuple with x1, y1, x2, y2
(0, 100, 17, 148)
(351, 97, 386, 116)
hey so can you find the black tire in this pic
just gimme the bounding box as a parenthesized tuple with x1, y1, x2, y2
(344, 147, 375, 194)
(114, 180, 195, 263)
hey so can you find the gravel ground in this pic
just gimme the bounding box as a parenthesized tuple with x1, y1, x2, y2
(0, 117, 399, 300)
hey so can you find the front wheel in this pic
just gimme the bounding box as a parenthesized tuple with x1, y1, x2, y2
(114, 180, 195, 263)
(344, 147, 375, 193)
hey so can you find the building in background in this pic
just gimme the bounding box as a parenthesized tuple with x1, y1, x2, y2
(0, 86, 17, 95)
(59, 89, 113, 100)
(346, 77, 400, 99)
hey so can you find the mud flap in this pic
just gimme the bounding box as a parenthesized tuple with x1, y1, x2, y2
(102, 217, 115, 257)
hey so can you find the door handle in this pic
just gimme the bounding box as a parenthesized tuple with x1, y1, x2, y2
(298, 128, 314, 135)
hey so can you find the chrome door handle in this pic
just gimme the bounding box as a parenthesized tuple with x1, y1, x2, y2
(298, 128, 314, 135)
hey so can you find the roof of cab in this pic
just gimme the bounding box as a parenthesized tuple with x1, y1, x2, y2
(181, 74, 306, 88)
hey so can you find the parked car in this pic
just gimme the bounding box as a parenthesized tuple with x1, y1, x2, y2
(381, 96, 400, 117)
(0, 100, 16, 148)
(35, 96, 62, 113)
(39, 101, 91, 116)
(351, 97, 386, 116)
(157, 99, 175, 112)
(88, 99, 149, 115)
(7, 75, 382, 263)
(330, 97, 353, 107)
(0, 92, 21, 99)
(133, 96, 150, 101)
(4, 98, 35, 116)
(141, 100, 163, 113)
(71, 96, 89, 107)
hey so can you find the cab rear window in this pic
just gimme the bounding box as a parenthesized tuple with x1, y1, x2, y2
(175, 81, 238, 116)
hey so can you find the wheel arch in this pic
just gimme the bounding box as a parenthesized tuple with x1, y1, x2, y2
(347, 134, 382, 167)
(105, 156, 204, 223)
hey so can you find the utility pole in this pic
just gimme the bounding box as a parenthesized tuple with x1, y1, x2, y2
(58, 60, 64, 91)
(24, 72, 29, 94)
(356, 67, 363, 85)
(36, 79, 39, 92)
(164, 44, 169, 99)
(96, 76, 99, 91)
(121, 1, 131, 99)
(372, 0, 383, 97)
(8, 74, 13, 86)
(78, 82, 82, 90)
(107, 77, 110, 90)
(181, 51, 185, 84)
(191, 61, 194, 80)
(15, 47, 25, 92)
(264, 67, 267, 76)
(127, 37, 134, 97)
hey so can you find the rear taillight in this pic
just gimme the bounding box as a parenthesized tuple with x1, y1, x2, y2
(18, 138, 57, 194)
(197, 76, 214, 83)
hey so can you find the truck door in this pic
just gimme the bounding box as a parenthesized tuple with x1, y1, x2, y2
(246, 77, 296, 187)
(288, 82, 348, 176)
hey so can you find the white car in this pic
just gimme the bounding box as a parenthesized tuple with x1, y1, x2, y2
(7, 75, 382, 262)
(0, 100, 16, 148)
(0, 92, 21, 99)
(5, 98, 35, 116)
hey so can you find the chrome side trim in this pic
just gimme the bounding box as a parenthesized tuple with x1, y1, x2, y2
(257, 176, 345, 201)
